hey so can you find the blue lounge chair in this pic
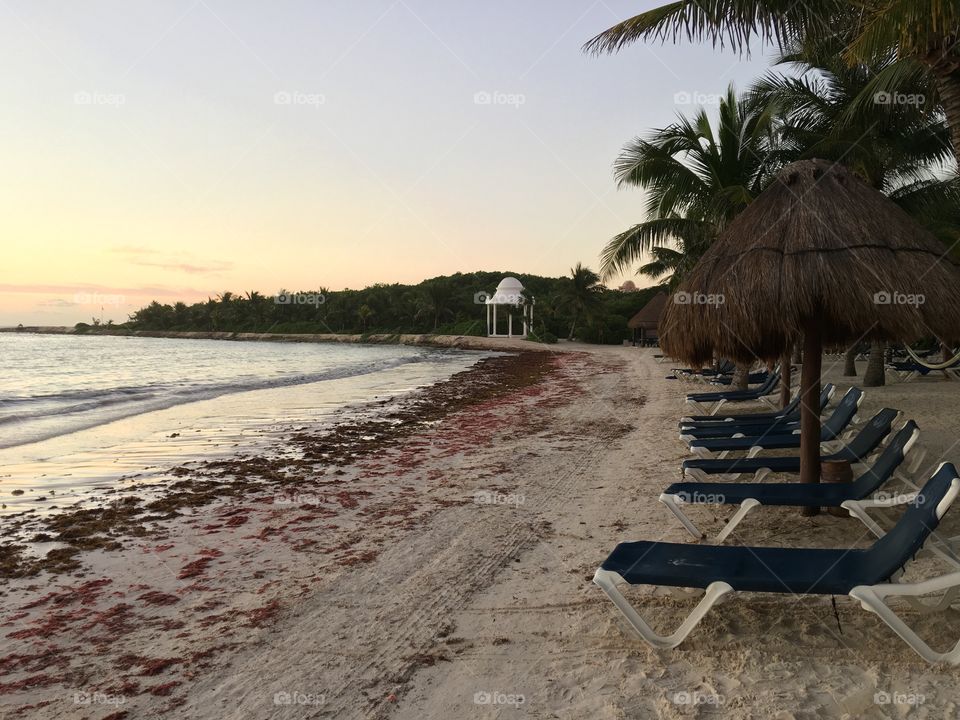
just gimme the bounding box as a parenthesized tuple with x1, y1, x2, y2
(684, 387, 863, 457)
(685, 371, 781, 416)
(706, 370, 771, 386)
(681, 407, 902, 482)
(678, 383, 833, 425)
(661, 421, 919, 541)
(593, 463, 960, 663)
(679, 385, 835, 439)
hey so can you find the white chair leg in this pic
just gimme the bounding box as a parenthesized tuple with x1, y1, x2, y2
(850, 574, 960, 665)
(709, 399, 726, 416)
(658, 494, 705, 540)
(714, 499, 762, 543)
(593, 569, 734, 649)
(752, 468, 772, 482)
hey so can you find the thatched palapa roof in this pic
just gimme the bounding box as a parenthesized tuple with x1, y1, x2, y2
(627, 291, 668, 330)
(660, 159, 960, 366)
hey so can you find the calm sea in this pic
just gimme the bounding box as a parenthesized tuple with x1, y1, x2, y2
(0, 333, 484, 449)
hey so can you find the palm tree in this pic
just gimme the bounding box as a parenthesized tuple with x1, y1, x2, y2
(749, 41, 960, 385)
(562, 263, 604, 340)
(599, 86, 780, 281)
(357, 304, 373, 332)
(584, 1, 960, 163)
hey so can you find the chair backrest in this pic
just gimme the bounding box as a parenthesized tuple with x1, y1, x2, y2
(864, 463, 960, 581)
(756, 370, 781, 394)
(820, 387, 864, 439)
(829, 407, 899, 462)
(851, 421, 920, 497)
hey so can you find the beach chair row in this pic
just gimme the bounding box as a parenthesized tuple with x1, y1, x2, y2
(592, 372, 960, 664)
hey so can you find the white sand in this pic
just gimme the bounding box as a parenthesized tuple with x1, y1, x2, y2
(4, 346, 960, 719)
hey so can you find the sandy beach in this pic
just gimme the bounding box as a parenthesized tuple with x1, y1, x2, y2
(3, 345, 960, 719)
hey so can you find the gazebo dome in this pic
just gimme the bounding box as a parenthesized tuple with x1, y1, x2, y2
(487, 276, 525, 304)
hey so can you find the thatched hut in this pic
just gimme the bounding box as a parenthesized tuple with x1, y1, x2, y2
(627, 291, 667, 345)
(660, 159, 960, 495)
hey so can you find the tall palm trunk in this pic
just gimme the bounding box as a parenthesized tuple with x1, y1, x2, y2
(843, 344, 858, 376)
(863, 341, 886, 387)
(731, 362, 751, 391)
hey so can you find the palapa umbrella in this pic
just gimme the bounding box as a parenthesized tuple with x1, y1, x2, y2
(660, 159, 960, 502)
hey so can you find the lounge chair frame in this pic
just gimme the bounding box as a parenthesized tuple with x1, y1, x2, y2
(594, 466, 960, 664)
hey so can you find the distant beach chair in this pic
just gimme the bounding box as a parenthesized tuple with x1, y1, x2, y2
(593, 463, 960, 663)
(678, 384, 835, 439)
(681, 406, 904, 483)
(661, 421, 919, 542)
(684, 371, 781, 416)
(684, 387, 864, 458)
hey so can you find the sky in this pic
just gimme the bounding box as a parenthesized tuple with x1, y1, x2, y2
(1, 0, 775, 326)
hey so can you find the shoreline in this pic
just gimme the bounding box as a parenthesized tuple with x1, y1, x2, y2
(0, 327, 557, 353)
(0, 346, 596, 718)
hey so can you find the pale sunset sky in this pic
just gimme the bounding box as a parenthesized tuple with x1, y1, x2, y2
(2, 1, 773, 325)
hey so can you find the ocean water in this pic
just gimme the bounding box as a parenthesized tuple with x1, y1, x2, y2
(0, 334, 490, 515)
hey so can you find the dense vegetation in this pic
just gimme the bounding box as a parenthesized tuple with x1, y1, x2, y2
(108, 270, 658, 345)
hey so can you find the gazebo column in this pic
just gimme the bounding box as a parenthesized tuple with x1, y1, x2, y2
(508, 313, 513, 337)
(492, 304, 497, 336)
(486, 303, 491, 336)
(799, 321, 822, 516)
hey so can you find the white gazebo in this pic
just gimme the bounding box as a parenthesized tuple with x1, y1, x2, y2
(484, 276, 534, 338)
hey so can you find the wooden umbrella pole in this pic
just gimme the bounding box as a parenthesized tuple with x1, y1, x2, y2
(779, 346, 792, 409)
(799, 324, 822, 516)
